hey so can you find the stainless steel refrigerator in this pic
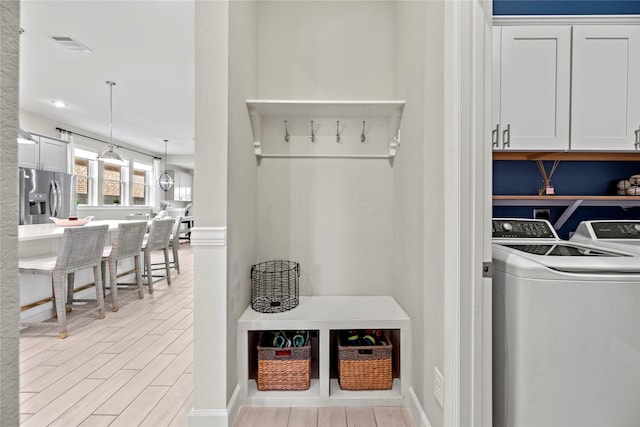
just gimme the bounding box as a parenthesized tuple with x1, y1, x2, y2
(19, 168, 76, 224)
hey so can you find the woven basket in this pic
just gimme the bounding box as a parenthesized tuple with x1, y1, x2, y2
(257, 334, 311, 391)
(338, 331, 393, 391)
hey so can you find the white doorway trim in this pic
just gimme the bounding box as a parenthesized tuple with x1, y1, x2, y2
(444, 0, 492, 425)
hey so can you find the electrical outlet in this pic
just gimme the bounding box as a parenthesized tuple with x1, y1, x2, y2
(434, 366, 444, 408)
(533, 208, 550, 220)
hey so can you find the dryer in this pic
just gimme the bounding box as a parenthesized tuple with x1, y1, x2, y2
(571, 220, 640, 255)
(492, 219, 640, 427)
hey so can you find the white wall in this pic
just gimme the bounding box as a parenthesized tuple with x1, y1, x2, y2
(393, 2, 445, 426)
(257, 1, 394, 100)
(255, 1, 396, 297)
(227, 0, 259, 403)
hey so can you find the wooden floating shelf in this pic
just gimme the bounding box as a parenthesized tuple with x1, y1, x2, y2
(493, 152, 640, 161)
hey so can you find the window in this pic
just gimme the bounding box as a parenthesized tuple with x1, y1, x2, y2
(132, 162, 152, 206)
(74, 158, 91, 205)
(132, 169, 147, 205)
(103, 162, 123, 205)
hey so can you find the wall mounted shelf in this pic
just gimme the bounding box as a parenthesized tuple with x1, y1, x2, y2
(493, 195, 640, 229)
(246, 100, 405, 160)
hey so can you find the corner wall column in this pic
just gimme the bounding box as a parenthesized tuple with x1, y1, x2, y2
(0, 1, 21, 425)
(190, 0, 230, 425)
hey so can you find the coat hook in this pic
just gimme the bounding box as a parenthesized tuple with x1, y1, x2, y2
(336, 121, 341, 143)
(361, 121, 366, 143)
(310, 120, 316, 143)
(284, 120, 290, 142)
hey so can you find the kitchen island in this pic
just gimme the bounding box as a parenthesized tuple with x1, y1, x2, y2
(18, 220, 145, 322)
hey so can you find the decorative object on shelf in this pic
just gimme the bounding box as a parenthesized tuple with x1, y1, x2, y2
(361, 120, 366, 143)
(338, 329, 393, 391)
(615, 175, 640, 195)
(284, 120, 290, 142)
(536, 160, 560, 195)
(157, 139, 174, 191)
(98, 81, 124, 163)
(257, 331, 311, 391)
(251, 260, 300, 313)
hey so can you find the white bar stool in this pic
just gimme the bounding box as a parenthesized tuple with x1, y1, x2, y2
(101, 221, 147, 311)
(151, 216, 182, 275)
(142, 218, 174, 294)
(19, 224, 109, 339)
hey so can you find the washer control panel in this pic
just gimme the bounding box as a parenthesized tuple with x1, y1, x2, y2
(590, 221, 640, 239)
(492, 219, 556, 239)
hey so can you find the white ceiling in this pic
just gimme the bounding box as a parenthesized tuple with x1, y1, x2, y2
(19, 0, 195, 168)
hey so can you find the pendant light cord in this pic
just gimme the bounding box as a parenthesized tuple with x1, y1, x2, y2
(107, 81, 116, 151)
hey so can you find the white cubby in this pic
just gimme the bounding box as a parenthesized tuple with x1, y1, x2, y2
(237, 296, 411, 407)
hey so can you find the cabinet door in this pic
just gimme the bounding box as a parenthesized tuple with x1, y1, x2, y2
(571, 26, 640, 151)
(499, 26, 571, 150)
(39, 136, 67, 172)
(492, 27, 502, 149)
(18, 135, 40, 169)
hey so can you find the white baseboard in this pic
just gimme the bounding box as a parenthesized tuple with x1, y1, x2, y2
(188, 385, 241, 427)
(226, 384, 241, 427)
(187, 409, 229, 427)
(407, 386, 432, 427)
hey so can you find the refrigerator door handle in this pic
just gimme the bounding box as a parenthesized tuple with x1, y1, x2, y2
(49, 180, 58, 217)
(54, 180, 62, 217)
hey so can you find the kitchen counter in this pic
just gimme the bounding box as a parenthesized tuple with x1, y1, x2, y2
(18, 220, 128, 242)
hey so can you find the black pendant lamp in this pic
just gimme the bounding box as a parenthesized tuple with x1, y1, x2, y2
(98, 81, 123, 162)
(158, 139, 174, 191)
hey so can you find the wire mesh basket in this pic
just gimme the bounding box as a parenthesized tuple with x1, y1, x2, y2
(251, 260, 300, 313)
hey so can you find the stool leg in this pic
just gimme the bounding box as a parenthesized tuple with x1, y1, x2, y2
(164, 247, 172, 286)
(52, 272, 68, 339)
(101, 260, 107, 296)
(172, 242, 180, 274)
(134, 254, 144, 299)
(93, 264, 105, 319)
(109, 260, 118, 312)
(66, 272, 75, 312)
(145, 249, 154, 294)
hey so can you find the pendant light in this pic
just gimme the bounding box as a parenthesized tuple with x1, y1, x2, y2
(158, 139, 174, 191)
(98, 81, 123, 162)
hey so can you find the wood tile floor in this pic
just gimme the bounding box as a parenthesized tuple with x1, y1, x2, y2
(20, 243, 416, 427)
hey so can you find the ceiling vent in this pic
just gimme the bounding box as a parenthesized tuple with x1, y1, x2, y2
(51, 36, 93, 53)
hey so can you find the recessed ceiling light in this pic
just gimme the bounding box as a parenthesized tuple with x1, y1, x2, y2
(51, 100, 67, 108)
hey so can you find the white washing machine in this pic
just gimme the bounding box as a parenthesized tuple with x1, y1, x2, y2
(571, 220, 640, 255)
(492, 219, 640, 427)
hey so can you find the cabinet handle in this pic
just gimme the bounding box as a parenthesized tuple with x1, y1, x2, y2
(635, 127, 640, 150)
(492, 124, 500, 148)
(502, 124, 510, 148)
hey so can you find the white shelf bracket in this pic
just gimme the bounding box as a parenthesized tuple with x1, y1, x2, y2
(389, 130, 400, 158)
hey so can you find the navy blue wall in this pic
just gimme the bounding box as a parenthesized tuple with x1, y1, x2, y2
(494, 1, 640, 15)
(493, 161, 640, 238)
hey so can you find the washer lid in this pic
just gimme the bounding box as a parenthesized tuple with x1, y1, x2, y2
(493, 242, 640, 275)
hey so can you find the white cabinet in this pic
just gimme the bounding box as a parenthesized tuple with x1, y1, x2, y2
(18, 134, 68, 172)
(493, 26, 571, 150)
(164, 170, 193, 201)
(571, 26, 640, 151)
